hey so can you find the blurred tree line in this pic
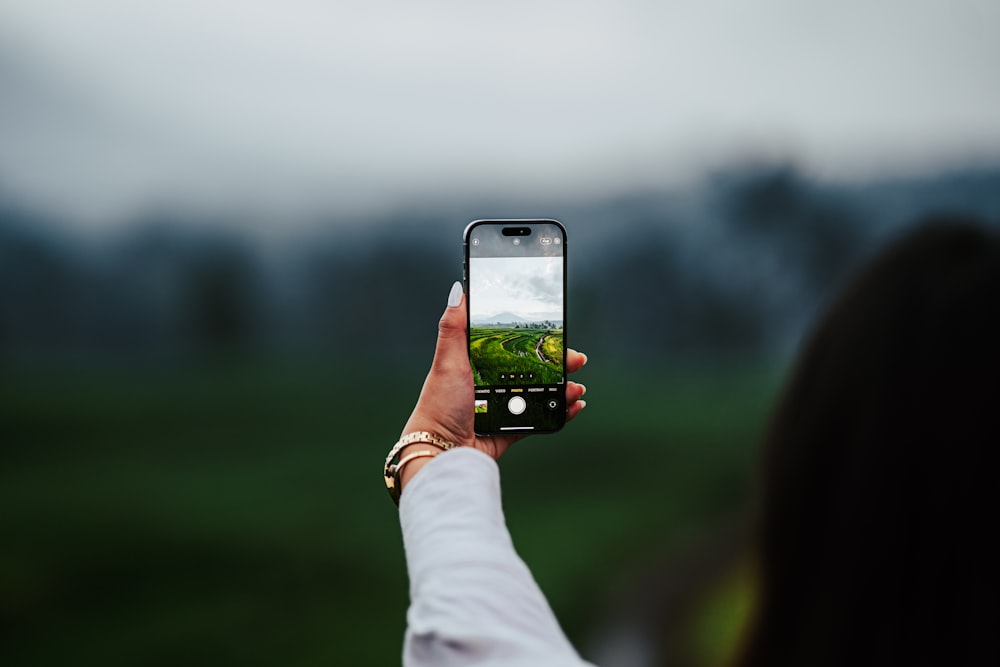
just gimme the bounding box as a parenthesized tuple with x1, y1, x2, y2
(2, 163, 998, 369)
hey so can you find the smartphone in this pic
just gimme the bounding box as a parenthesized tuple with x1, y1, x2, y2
(464, 219, 567, 435)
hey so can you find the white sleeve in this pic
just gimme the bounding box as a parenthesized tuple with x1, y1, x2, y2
(399, 447, 594, 667)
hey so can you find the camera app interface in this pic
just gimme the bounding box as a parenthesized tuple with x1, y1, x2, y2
(468, 222, 565, 432)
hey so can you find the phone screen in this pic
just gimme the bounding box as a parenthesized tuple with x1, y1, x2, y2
(464, 220, 566, 435)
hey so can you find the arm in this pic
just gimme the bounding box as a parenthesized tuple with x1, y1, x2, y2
(394, 282, 591, 666)
(401, 449, 592, 667)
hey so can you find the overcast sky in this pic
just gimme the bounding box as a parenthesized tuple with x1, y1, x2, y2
(1, 0, 998, 227)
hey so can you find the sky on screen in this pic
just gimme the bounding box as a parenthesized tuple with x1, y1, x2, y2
(469, 257, 563, 323)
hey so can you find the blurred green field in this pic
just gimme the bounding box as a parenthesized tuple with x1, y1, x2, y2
(0, 358, 783, 666)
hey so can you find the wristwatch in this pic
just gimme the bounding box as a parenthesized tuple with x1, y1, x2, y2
(383, 431, 459, 505)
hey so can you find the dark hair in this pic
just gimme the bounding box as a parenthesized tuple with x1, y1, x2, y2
(739, 219, 1000, 666)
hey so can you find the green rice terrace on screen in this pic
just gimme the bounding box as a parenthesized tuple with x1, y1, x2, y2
(470, 323, 564, 386)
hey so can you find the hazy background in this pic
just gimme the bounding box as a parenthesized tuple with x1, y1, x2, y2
(3, 0, 999, 225)
(2, 2, 999, 666)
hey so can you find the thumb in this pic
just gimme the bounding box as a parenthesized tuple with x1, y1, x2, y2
(432, 281, 469, 371)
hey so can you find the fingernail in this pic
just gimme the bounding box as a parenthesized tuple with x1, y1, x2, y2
(580, 353, 589, 366)
(578, 383, 587, 396)
(447, 281, 463, 308)
(577, 400, 587, 410)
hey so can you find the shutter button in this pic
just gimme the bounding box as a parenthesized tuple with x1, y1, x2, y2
(507, 396, 526, 415)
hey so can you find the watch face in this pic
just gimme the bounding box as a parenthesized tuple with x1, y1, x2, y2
(385, 443, 405, 504)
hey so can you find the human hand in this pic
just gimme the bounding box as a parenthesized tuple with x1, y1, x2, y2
(398, 282, 587, 488)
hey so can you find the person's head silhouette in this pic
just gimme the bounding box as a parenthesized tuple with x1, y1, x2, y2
(740, 219, 999, 666)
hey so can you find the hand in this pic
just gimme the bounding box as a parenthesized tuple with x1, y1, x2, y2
(399, 282, 587, 488)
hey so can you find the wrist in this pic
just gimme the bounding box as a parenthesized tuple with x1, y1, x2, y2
(383, 431, 461, 505)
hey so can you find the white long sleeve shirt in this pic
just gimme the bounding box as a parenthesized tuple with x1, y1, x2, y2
(399, 447, 594, 667)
